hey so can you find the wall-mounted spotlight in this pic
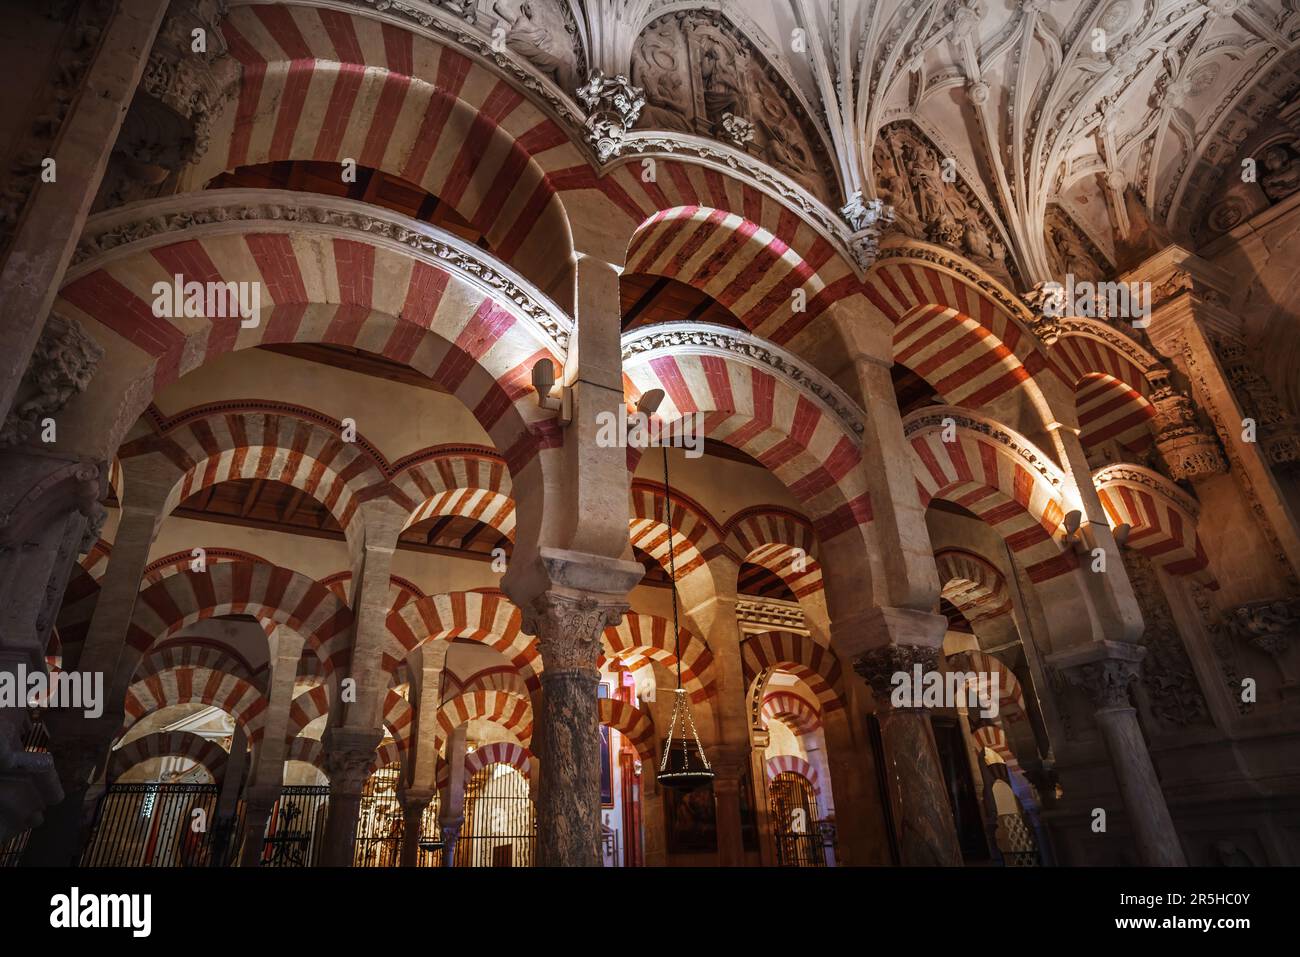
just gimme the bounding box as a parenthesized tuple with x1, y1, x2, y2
(532, 358, 571, 426)
(635, 388, 665, 418)
(1062, 509, 1083, 543)
(1113, 522, 1131, 548)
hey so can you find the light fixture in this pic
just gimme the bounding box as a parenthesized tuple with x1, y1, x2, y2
(1062, 509, 1083, 542)
(531, 358, 571, 425)
(654, 442, 714, 791)
(636, 388, 664, 418)
(1113, 522, 1131, 548)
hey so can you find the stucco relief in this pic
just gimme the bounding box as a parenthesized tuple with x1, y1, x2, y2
(629, 10, 833, 202)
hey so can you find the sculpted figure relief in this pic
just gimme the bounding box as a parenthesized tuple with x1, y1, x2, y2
(493, 0, 577, 92)
(875, 123, 1014, 286)
(629, 11, 831, 201)
(1259, 141, 1300, 203)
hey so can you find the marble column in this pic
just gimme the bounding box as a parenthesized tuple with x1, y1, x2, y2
(398, 787, 435, 867)
(318, 726, 382, 867)
(851, 637, 964, 866)
(641, 776, 668, 866)
(210, 726, 247, 866)
(1052, 641, 1187, 866)
(525, 590, 627, 867)
(821, 700, 895, 865)
(0, 0, 168, 425)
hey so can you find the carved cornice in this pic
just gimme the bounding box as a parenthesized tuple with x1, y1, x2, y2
(735, 596, 806, 631)
(69, 190, 573, 352)
(902, 406, 1065, 491)
(621, 321, 866, 440)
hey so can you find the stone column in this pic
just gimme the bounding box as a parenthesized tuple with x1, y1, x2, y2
(641, 775, 668, 866)
(438, 724, 468, 867)
(524, 589, 628, 866)
(236, 626, 303, 866)
(746, 733, 775, 867)
(209, 726, 246, 866)
(398, 787, 434, 867)
(820, 698, 894, 865)
(711, 744, 747, 866)
(1051, 641, 1186, 866)
(318, 726, 383, 867)
(846, 608, 964, 866)
(0, 0, 168, 424)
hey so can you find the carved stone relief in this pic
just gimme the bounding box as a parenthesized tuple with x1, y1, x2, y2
(629, 11, 834, 203)
(874, 122, 1017, 288)
(489, 0, 584, 94)
(1044, 205, 1109, 284)
(0, 315, 104, 449)
(1121, 550, 1212, 729)
(1214, 336, 1300, 471)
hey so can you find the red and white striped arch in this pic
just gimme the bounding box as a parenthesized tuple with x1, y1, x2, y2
(723, 506, 825, 598)
(141, 548, 273, 588)
(287, 684, 332, 742)
(395, 446, 517, 538)
(761, 690, 822, 735)
(1052, 326, 1161, 455)
(622, 325, 871, 544)
(201, 3, 584, 291)
(62, 195, 568, 477)
(598, 697, 655, 763)
(80, 538, 112, 583)
(1093, 464, 1215, 585)
(624, 205, 859, 346)
(108, 730, 231, 784)
(602, 613, 716, 703)
(122, 667, 267, 742)
(765, 754, 820, 794)
(121, 562, 353, 679)
(319, 572, 426, 613)
(132, 644, 256, 689)
(970, 723, 1019, 768)
(120, 405, 398, 544)
(906, 409, 1076, 584)
(384, 590, 539, 688)
(382, 689, 414, 754)
(934, 548, 1013, 624)
(443, 665, 531, 700)
(287, 735, 324, 772)
(864, 251, 1058, 421)
(437, 741, 535, 790)
(629, 480, 726, 582)
(370, 742, 401, 774)
(946, 648, 1027, 725)
(741, 631, 844, 713)
(434, 690, 533, 751)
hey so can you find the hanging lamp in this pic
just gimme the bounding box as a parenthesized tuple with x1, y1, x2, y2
(653, 435, 714, 791)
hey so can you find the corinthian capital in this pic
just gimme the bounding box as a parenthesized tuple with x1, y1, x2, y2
(852, 643, 939, 705)
(524, 591, 627, 673)
(321, 726, 383, 791)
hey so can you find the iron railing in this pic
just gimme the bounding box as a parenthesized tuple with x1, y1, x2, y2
(455, 765, 535, 867)
(80, 783, 237, 866)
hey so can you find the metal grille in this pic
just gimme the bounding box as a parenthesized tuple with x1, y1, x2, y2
(768, 771, 827, 867)
(455, 764, 534, 867)
(354, 765, 403, 867)
(261, 786, 330, 867)
(81, 783, 230, 866)
(0, 716, 49, 867)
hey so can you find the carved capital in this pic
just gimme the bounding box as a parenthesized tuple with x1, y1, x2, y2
(1, 315, 104, 448)
(1060, 656, 1143, 710)
(321, 726, 383, 792)
(853, 644, 939, 704)
(524, 591, 626, 673)
(576, 70, 644, 162)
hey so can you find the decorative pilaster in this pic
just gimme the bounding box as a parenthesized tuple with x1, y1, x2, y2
(524, 590, 627, 867)
(1052, 641, 1186, 866)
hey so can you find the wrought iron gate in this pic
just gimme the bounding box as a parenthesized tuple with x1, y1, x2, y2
(0, 717, 48, 866)
(768, 771, 827, 867)
(354, 765, 403, 867)
(455, 764, 534, 867)
(261, 785, 330, 867)
(81, 783, 233, 866)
